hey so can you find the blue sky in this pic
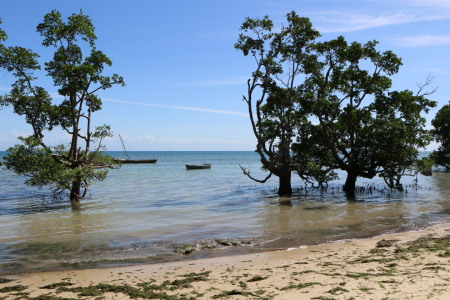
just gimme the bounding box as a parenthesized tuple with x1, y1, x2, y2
(1, 0, 449, 151)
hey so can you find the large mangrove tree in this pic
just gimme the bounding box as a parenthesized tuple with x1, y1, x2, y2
(235, 12, 320, 196)
(237, 11, 436, 196)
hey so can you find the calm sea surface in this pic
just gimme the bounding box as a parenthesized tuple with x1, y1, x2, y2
(0, 151, 449, 274)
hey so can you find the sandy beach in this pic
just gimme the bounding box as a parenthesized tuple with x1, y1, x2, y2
(0, 222, 449, 300)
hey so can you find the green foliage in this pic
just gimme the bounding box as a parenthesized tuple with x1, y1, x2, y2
(237, 11, 436, 194)
(301, 37, 402, 192)
(0, 19, 9, 110)
(372, 90, 436, 188)
(292, 121, 338, 187)
(431, 101, 450, 169)
(0, 18, 6, 43)
(298, 35, 435, 192)
(416, 156, 434, 176)
(3, 136, 114, 195)
(0, 11, 124, 208)
(4, 136, 71, 190)
(235, 11, 324, 195)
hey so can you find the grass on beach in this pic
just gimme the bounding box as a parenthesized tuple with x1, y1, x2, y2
(0, 229, 449, 300)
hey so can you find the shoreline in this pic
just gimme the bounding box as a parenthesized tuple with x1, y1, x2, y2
(1, 220, 444, 277)
(1, 221, 449, 299)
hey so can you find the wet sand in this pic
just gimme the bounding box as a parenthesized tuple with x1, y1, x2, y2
(0, 222, 449, 299)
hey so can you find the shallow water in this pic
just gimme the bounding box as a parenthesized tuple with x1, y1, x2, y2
(0, 151, 449, 274)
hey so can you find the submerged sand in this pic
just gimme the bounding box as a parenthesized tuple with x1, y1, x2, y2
(0, 222, 449, 299)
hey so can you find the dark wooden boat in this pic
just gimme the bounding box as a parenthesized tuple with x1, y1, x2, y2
(185, 164, 211, 170)
(114, 158, 157, 164)
(114, 135, 157, 164)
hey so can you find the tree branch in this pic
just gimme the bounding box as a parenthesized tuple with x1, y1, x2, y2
(416, 75, 438, 97)
(240, 164, 273, 183)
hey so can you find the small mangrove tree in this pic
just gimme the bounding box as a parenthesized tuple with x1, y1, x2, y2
(0, 10, 124, 208)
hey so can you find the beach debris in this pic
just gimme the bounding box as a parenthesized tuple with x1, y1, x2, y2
(173, 245, 197, 255)
(0, 278, 14, 284)
(327, 286, 350, 295)
(40, 281, 75, 289)
(375, 239, 400, 248)
(280, 282, 322, 290)
(246, 275, 268, 282)
(173, 239, 253, 255)
(0, 285, 27, 293)
(212, 289, 255, 298)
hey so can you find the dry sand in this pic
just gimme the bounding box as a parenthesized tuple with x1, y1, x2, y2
(0, 222, 449, 299)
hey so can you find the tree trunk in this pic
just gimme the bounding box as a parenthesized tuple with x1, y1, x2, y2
(278, 171, 292, 196)
(70, 180, 81, 209)
(343, 172, 358, 195)
(394, 176, 404, 192)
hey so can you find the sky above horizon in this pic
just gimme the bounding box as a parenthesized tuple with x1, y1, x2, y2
(1, 0, 449, 151)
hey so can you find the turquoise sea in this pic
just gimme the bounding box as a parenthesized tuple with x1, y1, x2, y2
(0, 151, 449, 274)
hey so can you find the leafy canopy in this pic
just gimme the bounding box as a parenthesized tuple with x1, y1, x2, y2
(235, 12, 333, 195)
(431, 102, 450, 169)
(0, 10, 124, 206)
(236, 11, 436, 194)
(295, 35, 436, 192)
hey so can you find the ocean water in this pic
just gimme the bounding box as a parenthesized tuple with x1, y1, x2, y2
(0, 151, 449, 274)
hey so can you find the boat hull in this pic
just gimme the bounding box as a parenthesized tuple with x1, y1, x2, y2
(114, 159, 157, 164)
(185, 164, 211, 170)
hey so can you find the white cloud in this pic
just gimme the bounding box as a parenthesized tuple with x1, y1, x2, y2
(103, 97, 248, 117)
(314, 11, 450, 33)
(0, 130, 31, 150)
(309, 0, 450, 33)
(411, 0, 450, 9)
(49, 92, 63, 99)
(11, 130, 31, 138)
(412, 67, 448, 74)
(0, 134, 10, 143)
(396, 34, 450, 46)
(0, 85, 10, 92)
